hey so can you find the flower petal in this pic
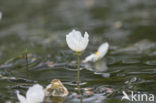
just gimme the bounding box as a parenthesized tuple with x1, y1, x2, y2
(83, 54, 97, 63)
(83, 42, 109, 63)
(26, 84, 45, 103)
(97, 42, 109, 59)
(16, 91, 28, 103)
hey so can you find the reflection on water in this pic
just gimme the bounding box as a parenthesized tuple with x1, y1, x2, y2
(0, 0, 156, 103)
(95, 60, 108, 72)
(0, 11, 2, 20)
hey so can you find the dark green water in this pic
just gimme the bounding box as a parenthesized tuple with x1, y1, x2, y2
(0, 0, 156, 103)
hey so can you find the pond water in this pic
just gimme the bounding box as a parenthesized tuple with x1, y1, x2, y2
(0, 0, 156, 103)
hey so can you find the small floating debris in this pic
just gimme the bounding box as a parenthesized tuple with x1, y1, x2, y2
(46, 61, 54, 68)
(83, 42, 109, 63)
(16, 84, 45, 103)
(45, 79, 69, 97)
(5, 101, 12, 103)
(70, 86, 113, 103)
(114, 21, 122, 29)
(95, 86, 113, 95)
(74, 86, 113, 97)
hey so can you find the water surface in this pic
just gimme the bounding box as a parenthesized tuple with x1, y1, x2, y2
(0, 0, 156, 103)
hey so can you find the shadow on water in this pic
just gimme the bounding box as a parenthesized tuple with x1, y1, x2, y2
(0, 0, 156, 103)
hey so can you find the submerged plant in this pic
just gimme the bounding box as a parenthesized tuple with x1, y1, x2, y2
(16, 84, 45, 103)
(66, 29, 89, 84)
(83, 42, 109, 63)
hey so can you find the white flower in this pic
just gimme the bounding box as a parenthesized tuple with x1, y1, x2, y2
(83, 42, 109, 63)
(16, 84, 45, 103)
(66, 29, 89, 52)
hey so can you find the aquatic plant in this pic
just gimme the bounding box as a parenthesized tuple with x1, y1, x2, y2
(66, 29, 89, 84)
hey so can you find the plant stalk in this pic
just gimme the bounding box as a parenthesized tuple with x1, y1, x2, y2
(25, 48, 29, 78)
(76, 53, 81, 86)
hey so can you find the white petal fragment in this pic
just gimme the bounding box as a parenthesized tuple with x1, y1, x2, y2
(83, 42, 109, 63)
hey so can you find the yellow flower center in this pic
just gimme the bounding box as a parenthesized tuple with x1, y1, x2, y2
(52, 82, 59, 89)
(95, 51, 99, 56)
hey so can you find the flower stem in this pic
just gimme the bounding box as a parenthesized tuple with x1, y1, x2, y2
(75, 52, 83, 103)
(77, 53, 81, 85)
